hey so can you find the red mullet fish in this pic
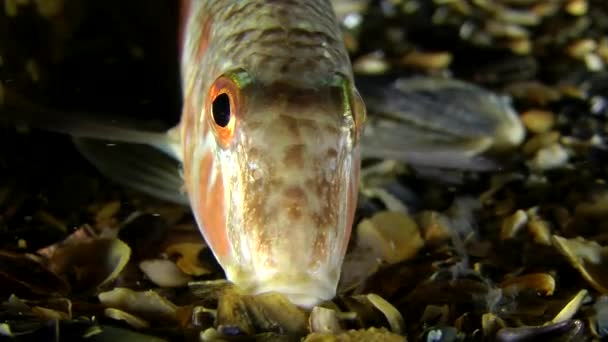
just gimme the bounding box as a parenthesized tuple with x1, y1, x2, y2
(169, 0, 365, 307)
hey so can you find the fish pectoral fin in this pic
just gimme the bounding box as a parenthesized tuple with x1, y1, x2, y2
(73, 137, 189, 205)
(357, 74, 524, 171)
(360, 141, 499, 171)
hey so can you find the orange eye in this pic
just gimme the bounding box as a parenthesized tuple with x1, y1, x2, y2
(208, 76, 240, 147)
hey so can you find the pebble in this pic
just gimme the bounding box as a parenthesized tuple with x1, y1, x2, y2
(567, 39, 597, 59)
(522, 131, 560, 155)
(566, 0, 588, 16)
(400, 51, 452, 70)
(34, 0, 63, 18)
(508, 38, 532, 55)
(521, 109, 556, 134)
(357, 211, 424, 264)
(139, 259, 192, 287)
(528, 143, 569, 171)
(500, 209, 528, 240)
(353, 52, 389, 74)
(527, 218, 553, 245)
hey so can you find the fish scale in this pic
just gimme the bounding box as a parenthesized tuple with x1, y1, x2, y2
(180, 0, 352, 90)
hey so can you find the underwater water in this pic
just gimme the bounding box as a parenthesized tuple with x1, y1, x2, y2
(1, 0, 608, 340)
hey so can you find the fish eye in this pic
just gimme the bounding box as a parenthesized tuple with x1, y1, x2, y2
(207, 69, 252, 148)
(212, 93, 231, 127)
(208, 77, 239, 147)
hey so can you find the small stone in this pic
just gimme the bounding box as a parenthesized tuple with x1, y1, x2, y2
(494, 196, 516, 216)
(417, 210, 451, 243)
(567, 39, 597, 59)
(4, 0, 18, 17)
(139, 259, 191, 287)
(499, 273, 555, 297)
(98, 288, 179, 323)
(400, 51, 452, 70)
(105, 308, 150, 329)
(576, 191, 608, 219)
(598, 39, 608, 63)
(309, 306, 342, 333)
(486, 20, 529, 39)
(528, 221, 552, 245)
(34, 0, 63, 17)
(353, 52, 389, 74)
(24, 60, 40, 83)
(585, 53, 604, 71)
(503, 81, 561, 105)
(95, 201, 121, 227)
(482, 313, 506, 339)
(508, 38, 532, 55)
(357, 211, 424, 264)
(565, 0, 588, 16)
(532, 2, 561, 17)
(165, 243, 210, 276)
(528, 143, 569, 171)
(521, 109, 555, 134)
(500, 209, 528, 240)
(494, 5, 540, 26)
(522, 131, 560, 155)
(17, 239, 27, 249)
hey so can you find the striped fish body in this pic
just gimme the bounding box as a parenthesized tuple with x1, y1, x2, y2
(177, 0, 365, 307)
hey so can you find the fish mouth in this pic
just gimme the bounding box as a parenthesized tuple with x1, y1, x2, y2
(225, 266, 337, 308)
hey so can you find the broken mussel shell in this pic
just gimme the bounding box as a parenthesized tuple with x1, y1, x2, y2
(139, 259, 192, 288)
(495, 319, 586, 342)
(552, 235, 608, 293)
(356, 211, 424, 265)
(37, 228, 131, 293)
(165, 242, 211, 277)
(0, 250, 70, 297)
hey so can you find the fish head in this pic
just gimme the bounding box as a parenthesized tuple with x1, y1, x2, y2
(183, 69, 365, 307)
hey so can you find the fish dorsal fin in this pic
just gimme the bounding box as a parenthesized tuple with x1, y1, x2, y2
(73, 137, 189, 205)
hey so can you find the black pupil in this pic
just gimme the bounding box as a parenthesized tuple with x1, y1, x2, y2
(212, 93, 231, 127)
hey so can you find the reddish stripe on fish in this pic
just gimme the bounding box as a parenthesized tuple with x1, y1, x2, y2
(343, 153, 360, 256)
(196, 16, 213, 62)
(180, 99, 195, 169)
(196, 151, 229, 258)
(178, 0, 192, 58)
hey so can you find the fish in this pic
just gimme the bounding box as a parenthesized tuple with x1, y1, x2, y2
(169, 0, 365, 307)
(0, 0, 525, 308)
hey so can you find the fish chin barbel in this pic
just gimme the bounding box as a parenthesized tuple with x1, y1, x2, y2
(178, 0, 366, 307)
